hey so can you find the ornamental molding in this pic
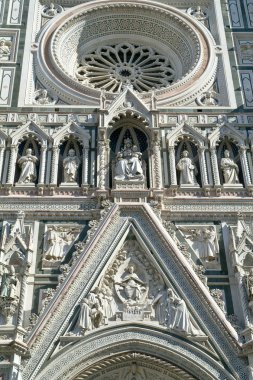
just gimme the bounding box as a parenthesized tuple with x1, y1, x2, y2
(22, 204, 246, 380)
(208, 123, 246, 148)
(166, 122, 206, 147)
(10, 121, 51, 146)
(51, 121, 90, 147)
(34, 0, 217, 107)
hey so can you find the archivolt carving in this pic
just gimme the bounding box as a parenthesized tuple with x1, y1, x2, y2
(73, 352, 197, 380)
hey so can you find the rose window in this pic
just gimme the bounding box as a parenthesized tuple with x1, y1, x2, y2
(76, 43, 176, 93)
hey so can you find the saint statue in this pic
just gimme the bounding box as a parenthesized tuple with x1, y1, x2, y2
(63, 149, 80, 183)
(152, 287, 168, 325)
(166, 288, 191, 334)
(176, 150, 198, 186)
(17, 148, 38, 184)
(220, 150, 240, 184)
(247, 268, 253, 300)
(191, 227, 218, 262)
(116, 265, 146, 303)
(0, 266, 17, 299)
(114, 138, 144, 180)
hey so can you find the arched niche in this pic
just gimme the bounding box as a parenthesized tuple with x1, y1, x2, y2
(109, 119, 149, 188)
(175, 139, 201, 187)
(217, 139, 244, 186)
(14, 139, 40, 185)
(58, 138, 82, 186)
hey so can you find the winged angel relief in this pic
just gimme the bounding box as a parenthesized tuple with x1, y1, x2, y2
(68, 240, 203, 337)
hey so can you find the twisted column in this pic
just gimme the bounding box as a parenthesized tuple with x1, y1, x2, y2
(98, 140, 106, 189)
(38, 145, 47, 184)
(152, 140, 162, 189)
(0, 144, 5, 182)
(168, 146, 177, 186)
(7, 144, 18, 184)
(198, 146, 208, 187)
(82, 147, 89, 185)
(17, 265, 29, 327)
(210, 147, 221, 186)
(239, 145, 251, 186)
(50, 146, 60, 185)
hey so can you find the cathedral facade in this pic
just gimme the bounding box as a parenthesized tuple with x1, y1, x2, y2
(0, 0, 253, 379)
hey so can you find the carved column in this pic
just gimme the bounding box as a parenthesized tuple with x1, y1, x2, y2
(210, 147, 220, 186)
(151, 138, 162, 189)
(7, 144, 18, 184)
(168, 146, 177, 186)
(17, 265, 29, 327)
(82, 146, 89, 185)
(38, 145, 47, 184)
(50, 146, 60, 185)
(239, 145, 251, 186)
(98, 140, 106, 189)
(0, 144, 5, 182)
(198, 146, 208, 187)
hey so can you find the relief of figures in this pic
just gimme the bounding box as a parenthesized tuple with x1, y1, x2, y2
(70, 240, 203, 337)
(220, 150, 240, 185)
(62, 149, 80, 183)
(17, 148, 38, 184)
(179, 226, 219, 264)
(43, 225, 81, 265)
(114, 138, 144, 181)
(176, 150, 198, 186)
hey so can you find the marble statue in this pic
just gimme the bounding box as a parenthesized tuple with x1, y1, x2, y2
(116, 264, 147, 303)
(247, 269, 253, 300)
(77, 289, 104, 332)
(63, 149, 80, 183)
(45, 3, 58, 16)
(220, 150, 240, 184)
(192, 227, 218, 262)
(152, 287, 167, 325)
(0, 266, 17, 299)
(176, 150, 198, 186)
(114, 138, 144, 180)
(166, 288, 191, 333)
(17, 148, 38, 184)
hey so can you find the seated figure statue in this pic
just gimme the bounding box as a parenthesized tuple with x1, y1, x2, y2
(114, 138, 144, 181)
(220, 150, 240, 185)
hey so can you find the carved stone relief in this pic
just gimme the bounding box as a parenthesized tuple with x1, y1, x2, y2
(42, 224, 82, 268)
(69, 238, 204, 337)
(177, 225, 220, 269)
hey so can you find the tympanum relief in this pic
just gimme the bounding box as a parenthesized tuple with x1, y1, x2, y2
(42, 224, 81, 268)
(69, 239, 204, 337)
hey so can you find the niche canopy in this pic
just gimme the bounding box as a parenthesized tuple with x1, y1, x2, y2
(36, 0, 217, 106)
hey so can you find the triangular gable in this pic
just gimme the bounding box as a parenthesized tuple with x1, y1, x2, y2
(52, 121, 90, 147)
(105, 88, 151, 126)
(166, 122, 206, 147)
(209, 122, 246, 147)
(10, 121, 51, 145)
(23, 204, 246, 380)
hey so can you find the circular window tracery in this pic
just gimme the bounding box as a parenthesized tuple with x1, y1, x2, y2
(76, 43, 176, 92)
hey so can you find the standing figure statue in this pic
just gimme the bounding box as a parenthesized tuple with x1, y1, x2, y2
(114, 138, 143, 180)
(176, 150, 198, 186)
(17, 148, 38, 184)
(247, 268, 253, 301)
(167, 288, 191, 334)
(44, 227, 64, 261)
(0, 266, 17, 299)
(63, 149, 80, 183)
(220, 150, 240, 184)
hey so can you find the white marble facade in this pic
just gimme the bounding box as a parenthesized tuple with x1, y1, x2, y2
(0, 0, 253, 379)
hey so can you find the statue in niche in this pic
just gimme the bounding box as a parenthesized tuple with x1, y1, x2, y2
(17, 148, 38, 184)
(201, 91, 218, 106)
(0, 266, 17, 299)
(176, 150, 198, 186)
(63, 149, 80, 183)
(114, 138, 144, 181)
(220, 150, 240, 185)
(115, 264, 147, 304)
